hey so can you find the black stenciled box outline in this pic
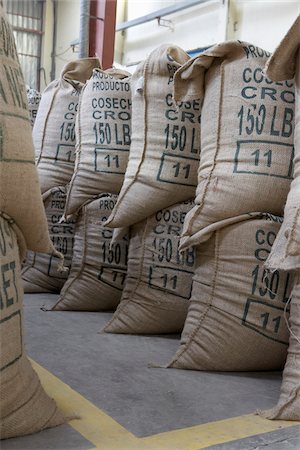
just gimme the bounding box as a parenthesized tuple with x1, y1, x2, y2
(148, 265, 193, 299)
(98, 264, 127, 291)
(157, 153, 199, 187)
(94, 146, 129, 175)
(54, 143, 75, 164)
(233, 140, 294, 179)
(242, 297, 290, 345)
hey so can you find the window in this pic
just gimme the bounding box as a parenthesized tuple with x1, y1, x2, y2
(5, 0, 44, 90)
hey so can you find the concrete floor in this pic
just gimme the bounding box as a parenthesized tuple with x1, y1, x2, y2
(2, 293, 300, 450)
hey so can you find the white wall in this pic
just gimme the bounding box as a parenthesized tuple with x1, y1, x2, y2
(228, 0, 300, 51)
(40, 0, 53, 90)
(55, 0, 81, 77)
(118, 0, 228, 66)
(115, 0, 300, 66)
(40, 0, 300, 88)
(40, 0, 80, 90)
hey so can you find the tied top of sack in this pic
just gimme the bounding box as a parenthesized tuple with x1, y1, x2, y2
(175, 40, 295, 250)
(34, 57, 101, 193)
(173, 40, 272, 103)
(134, 43, 190, 79)
(41, 57, 101, 97)
(104, 44, 202, 230)
(63, 66, 132, 216)
(62, 58, 103, 86)
(261, 16, 300, 269)
(265, 16, 300, 82)
(104, 67, 132, 79)
(38, 57, 101, 99)
(131, 43, 190, 98)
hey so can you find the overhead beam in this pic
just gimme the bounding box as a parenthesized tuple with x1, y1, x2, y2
(116, 0, 218, 32)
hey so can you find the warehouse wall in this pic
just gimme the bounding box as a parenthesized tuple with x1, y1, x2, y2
(40, 0, 80, 90)
(227, 0, 300, 48)
(39, 0, 300, 89)
(40, 0, 53, 90)
(115, 0, 300, 67)
(55, 0, 81, 76)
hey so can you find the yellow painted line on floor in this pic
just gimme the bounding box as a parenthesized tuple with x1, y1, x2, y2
(31, 360, 138, 449)
(139, 414, 299, 450)
(32, 360, 299, 450)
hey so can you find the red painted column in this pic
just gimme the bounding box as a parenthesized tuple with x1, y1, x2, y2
(89, 0, 117, 69)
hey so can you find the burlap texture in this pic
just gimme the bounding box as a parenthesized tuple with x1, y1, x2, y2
(265, 16, 300, 81)
(34, 58, 100, 193)
(26, 86, 41, 127)
(104, 44, 201, 229)
(0, 214, 64, 439)
(172, 41, 295, 251)
(65, 68, 132, 216)
(265, 18, 300, 269)
(168, 214, 293, 371)
(21, 187, 75, 293)
(0, 6, 55, 254)
(259, 281, 300, 420)
(104, 200, 195, 334)
(53, 195, 128, 311)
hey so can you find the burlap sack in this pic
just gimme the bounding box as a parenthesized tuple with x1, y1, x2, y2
(259, 281, 300, 420)
(264, 17, 300, 270)
(53, 194, 128, 311)
(0, 5, 56, 254)
(104, 200, 195, 334)
(104, 44, 201, 229)
(172, 40, 295, 250)
(167, 213, 294, 371)
(22, 187, 75, 293)
(34, 57, 100, 193)
(64, 68, 132, 216)
(26, 86, 41, 127)
(0, 213, 64, 439)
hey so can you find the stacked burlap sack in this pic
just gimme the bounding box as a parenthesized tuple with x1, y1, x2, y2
(53, 194, 129, 311)
(22, 187, 76, 293)
(259, 16, 300, 421)
(0, 5, 64, 438)
(101, 44, 202, 333)
(45, 67, 132, 310)
(56, 44, 201, 320)
(22, 57, 101, 293)
(64, 67, 132, 216)
(104, 44, 200, 229)
(151, 40, 297, 382)
(104, 200, 196, 334)
(26, 86, 41, 127)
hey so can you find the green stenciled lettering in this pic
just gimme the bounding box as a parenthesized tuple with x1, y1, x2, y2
(185, 247, 195, 267)
(122, 123, 131, 145)
(281, 107, 294, 138)
(264, 149, 272, 167)
(255, 229, 265, 245)
(272, 316, 281, 333)
(0, 17, 18, 60)
(1, 261, 16, 308)
(256, 105, 266, 134)
(270, 106, 280, 136)
(0, 219, 6, 256)
(0, 79, 7, 104)
(282, 272, 291, 304)
(261, 312, 269, 329)
(3, 64, 27, 109)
